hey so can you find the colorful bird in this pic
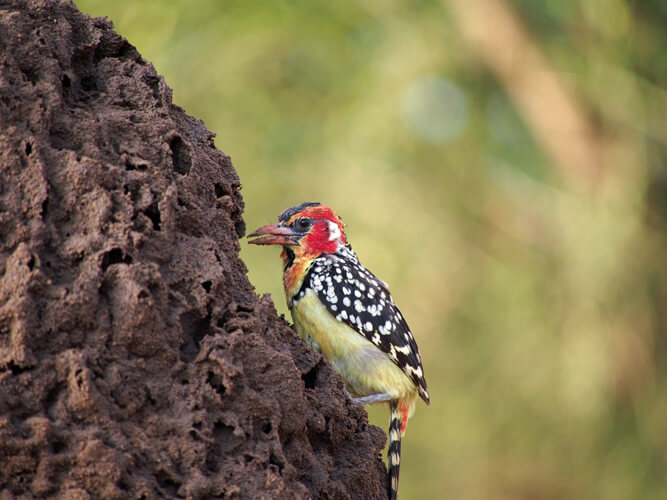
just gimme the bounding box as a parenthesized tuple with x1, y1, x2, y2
(249, 202, 429, 499)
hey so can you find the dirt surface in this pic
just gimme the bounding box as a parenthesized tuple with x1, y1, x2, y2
(0, 1, 387, 498)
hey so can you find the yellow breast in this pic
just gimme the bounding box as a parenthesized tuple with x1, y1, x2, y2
(290, 290, 417, 403)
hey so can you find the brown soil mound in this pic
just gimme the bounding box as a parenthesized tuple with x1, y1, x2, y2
(0, 1, 387, 498)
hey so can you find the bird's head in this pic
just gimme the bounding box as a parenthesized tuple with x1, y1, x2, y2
(248, 202, 347, 259)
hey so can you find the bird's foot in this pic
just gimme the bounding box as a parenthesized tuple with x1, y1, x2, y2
(343, 387, 393, 405)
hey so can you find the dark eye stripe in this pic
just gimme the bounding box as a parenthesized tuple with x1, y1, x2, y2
(292, 217, 313, 231)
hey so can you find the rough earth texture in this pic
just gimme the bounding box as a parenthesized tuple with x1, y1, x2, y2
(0, 1, 387, 498)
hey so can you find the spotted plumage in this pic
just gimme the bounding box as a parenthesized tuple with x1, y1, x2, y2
(248, 202, 430, 500)
(292, 246, 429, 404)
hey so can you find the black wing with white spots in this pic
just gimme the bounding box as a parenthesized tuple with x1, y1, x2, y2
(296, 246, 429, 403)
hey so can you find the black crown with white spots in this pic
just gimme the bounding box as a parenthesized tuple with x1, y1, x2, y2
(293, 246, 429, 403)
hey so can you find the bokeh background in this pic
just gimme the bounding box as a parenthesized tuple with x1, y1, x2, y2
(74, 1, 667, 498)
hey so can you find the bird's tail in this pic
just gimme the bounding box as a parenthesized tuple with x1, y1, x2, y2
(388, 401, 403, 500)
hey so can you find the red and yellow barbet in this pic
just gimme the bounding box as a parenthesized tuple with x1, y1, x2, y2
(249, 202, 429, 500)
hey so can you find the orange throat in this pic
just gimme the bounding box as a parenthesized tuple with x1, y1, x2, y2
(281, 249, 316, 301)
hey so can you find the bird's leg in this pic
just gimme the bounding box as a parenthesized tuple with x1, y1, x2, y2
(343, 387, 394, 405)
(354, 393, 394, 405)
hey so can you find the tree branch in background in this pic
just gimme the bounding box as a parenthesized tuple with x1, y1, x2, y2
(446, 0, 604, 188)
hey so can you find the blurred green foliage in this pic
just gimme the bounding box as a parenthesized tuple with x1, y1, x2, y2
(75, 1, 667, 498)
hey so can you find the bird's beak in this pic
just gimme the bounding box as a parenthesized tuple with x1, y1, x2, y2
(247, 223, 300, 246)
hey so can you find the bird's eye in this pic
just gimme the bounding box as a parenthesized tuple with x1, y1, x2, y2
(293, 217, 312, 231)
